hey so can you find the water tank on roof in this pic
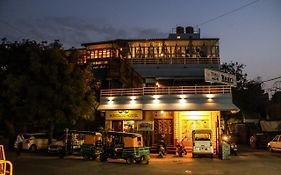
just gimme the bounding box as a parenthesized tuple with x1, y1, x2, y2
(186, 26, 194, 34)
(176, 26, 184, 34)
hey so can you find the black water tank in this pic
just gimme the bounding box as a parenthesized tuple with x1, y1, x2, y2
(186, 26, 194, 34)
(176, 26, 184, 34)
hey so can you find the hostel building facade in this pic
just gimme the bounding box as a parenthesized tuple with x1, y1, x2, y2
(81, 26, 238, 154)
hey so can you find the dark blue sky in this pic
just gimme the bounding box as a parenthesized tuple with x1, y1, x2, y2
(0, 0, 280, 91)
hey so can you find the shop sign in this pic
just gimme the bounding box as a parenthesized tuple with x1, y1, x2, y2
(204, 68, 237, 87)
(137, 121, 154, 131)
(106, 110, 143, 120)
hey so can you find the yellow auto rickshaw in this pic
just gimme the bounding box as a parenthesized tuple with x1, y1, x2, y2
(99, 131, 150, 164)
(80, 132, 102, 160)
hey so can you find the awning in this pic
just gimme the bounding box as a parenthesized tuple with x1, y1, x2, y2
(98, 102, 239, 112)
(142, 102, 239, 111)
(98, 104, 143, 110)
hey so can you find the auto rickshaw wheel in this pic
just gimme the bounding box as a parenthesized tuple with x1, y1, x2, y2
(126, 156, 134, 165)
(100, 154, 108, 162)
(141, 155, 149, 165)
(135, 158, 141, 164)
(83, 154, 90, 160)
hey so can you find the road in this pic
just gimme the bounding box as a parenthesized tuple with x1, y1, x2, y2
(6, 146, 281, 175)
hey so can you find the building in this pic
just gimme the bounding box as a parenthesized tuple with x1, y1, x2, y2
(81, 26, 239, 154)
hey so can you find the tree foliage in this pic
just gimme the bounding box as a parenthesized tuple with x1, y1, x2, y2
(0, 39, 98, 142)
(220, 61, 268, 123)
(220, 61, 248, 89)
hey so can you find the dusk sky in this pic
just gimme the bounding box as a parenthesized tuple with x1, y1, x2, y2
(0, 0, 280, 92)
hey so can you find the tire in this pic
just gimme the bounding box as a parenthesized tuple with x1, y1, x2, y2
(135, 158, 141, 164)
(141, 155, 149, 165)
(30, 145, 37, 152)
(192, 153, 195, 158)
(126, 157, 134, 165)
(91, 155, 97, 160)
(100, 154, 108, 162)
(83, 154, 90, 160)
(269, 146, 273, 152)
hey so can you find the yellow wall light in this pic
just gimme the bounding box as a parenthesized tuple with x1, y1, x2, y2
(108, 97, 114, 105)
(206, 94, 215, 99)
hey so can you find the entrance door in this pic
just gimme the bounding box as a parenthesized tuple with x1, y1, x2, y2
(154, 119, 174, 146)
(112, 120, 123, 131)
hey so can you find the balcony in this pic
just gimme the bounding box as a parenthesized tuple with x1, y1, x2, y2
(100, 85, 231, 97)
(126, 57, 220, 65)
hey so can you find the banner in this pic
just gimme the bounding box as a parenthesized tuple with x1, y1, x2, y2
(105, 110, 143, 120)
(137, 121, 154, 131)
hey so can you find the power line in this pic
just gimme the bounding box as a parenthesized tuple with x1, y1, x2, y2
(197, 0, 261, 27)
(262, 76, 281, 83)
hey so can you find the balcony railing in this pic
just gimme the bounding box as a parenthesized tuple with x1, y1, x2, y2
(126, 57, 220, 64)
(100, 85, 231, 97)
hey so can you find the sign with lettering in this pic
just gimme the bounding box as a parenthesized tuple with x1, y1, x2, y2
(106, 110, 143, 120)
(204, 68, 237, 87)
(137, 121, 154, 131)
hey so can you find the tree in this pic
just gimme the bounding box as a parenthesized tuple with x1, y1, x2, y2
(220, 61, 247, 90)
(220, 62, 268, 125)
(0, 39, 98, 147)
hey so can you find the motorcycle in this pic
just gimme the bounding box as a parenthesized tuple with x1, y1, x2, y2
(157, 136, 167, 158)
(176, 141, 187, 157)
(222, 134, 238, 156)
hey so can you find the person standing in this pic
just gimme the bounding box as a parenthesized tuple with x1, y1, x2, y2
(14, 132, 25, 156)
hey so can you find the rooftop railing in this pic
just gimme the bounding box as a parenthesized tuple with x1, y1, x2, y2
(100, 85, 231, 97)
(126, 57, 220, 64)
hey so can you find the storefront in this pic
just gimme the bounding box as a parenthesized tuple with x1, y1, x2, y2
(98, 85, 239, 154)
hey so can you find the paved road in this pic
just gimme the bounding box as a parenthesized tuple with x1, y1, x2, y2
(6, 146, 281, 175)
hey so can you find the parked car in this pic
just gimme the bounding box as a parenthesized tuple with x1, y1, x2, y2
(267, 134, 281, 152)
(48, 129, 97, 156)
(22, 133, 51, 152)
(192, 129, 214, 158)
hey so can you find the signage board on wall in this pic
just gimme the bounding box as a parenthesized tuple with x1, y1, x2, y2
(137, 121, 154, 131)
(204, 68, 237, 87)
(106, 110, 143, 120)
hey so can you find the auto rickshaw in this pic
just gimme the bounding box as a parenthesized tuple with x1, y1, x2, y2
(192, 129, 214, 158)
(99, 131, 150, 164)
(80, 132, 102, 160)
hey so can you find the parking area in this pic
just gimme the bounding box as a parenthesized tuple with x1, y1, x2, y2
(5, 145, 281, 175)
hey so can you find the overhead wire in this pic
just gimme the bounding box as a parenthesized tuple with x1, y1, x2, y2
(197, 0, 261, 27)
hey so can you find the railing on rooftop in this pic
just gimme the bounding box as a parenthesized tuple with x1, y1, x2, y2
(126, 57, 220, 64)
(100, 85, 231, 97)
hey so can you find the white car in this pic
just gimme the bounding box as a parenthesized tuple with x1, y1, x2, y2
(22, 133, 50, 152)
(267, 134, 281, 152)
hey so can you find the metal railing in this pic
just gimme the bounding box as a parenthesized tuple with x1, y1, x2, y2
(100, 85, 231, 97)
(126, 57, 220, 64)
(0, 145, 13, 175)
